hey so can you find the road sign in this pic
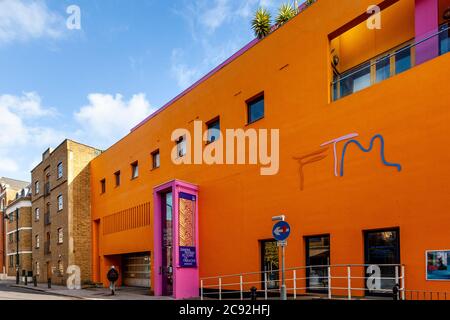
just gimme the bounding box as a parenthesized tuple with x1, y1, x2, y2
(272, 221, 291, 241)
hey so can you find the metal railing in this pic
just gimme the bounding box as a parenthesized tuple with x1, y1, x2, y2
(332, 24, 450, 101)
(404, 290, 450, 301)
(200, 264, 405, 301)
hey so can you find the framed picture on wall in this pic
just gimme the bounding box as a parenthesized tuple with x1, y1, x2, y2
(426, 250, 450, 281)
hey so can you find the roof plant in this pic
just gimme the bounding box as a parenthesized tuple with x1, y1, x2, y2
(252, 8, 272, 39)
(275, 3, 297, 26)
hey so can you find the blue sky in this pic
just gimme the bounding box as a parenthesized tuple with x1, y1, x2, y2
(0, 0, 288, 181)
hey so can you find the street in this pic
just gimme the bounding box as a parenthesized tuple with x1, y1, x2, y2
(0, 281, 75, 300)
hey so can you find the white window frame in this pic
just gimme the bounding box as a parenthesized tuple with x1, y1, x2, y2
(35, 208, 40, 221)
(57, 228, 63, 244)
(57, 162, 63, 179)
(57, 195, 63, 211)
(36, 235, 40, 248)
(35, 181, 40, 195)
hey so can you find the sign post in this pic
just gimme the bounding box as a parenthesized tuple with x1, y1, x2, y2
(272, 216, 291, 301)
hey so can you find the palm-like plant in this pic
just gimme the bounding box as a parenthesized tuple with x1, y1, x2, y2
(275, 3, 296, 26)
(252, 8, 272, 39)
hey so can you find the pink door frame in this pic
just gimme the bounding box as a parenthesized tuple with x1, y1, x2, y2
(153, 180, 199, 299)
(415, 0, 439, 65)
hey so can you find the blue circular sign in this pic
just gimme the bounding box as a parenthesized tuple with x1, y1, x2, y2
(272, 221, 291, 241)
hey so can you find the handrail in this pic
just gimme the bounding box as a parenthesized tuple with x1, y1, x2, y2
(331, 25, 450, 85)
(200, 264, 406, 301)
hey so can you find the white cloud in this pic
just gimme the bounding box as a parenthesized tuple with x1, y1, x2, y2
(0, 0, 64, 44)
(0, 92, 65, 180)
(74, 93, 155, 147)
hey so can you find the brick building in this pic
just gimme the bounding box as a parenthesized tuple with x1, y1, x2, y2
(5, 186, 32, 278)
(31, 140, 101, 285)
(0, 177, 29, 277)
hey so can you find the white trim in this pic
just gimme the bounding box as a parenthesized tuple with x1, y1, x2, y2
(5, 200, 32, 214)
(7, 251, 32, 256)
(6, 227, 32, 235)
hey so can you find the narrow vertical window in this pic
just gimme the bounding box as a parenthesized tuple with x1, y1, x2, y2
(152, 150, 160, 169)
(206, 117, 220, 143)
(131, 161, 139, 179)
(176, 136, 186, 158)
(247, 94, 265, 124)
(35, 208, 40, 221)
(101, 179, 106, 194)
(114, 171, 121, 187)
(57, 162, 63, 179)
(57, 195, 63, 211)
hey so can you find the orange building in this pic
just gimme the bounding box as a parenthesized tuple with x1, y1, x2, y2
(90, 0, 450, 299)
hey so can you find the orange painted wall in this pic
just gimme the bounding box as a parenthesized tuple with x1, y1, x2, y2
(331, 0, 416, 72)
(91, 0, 450, 294)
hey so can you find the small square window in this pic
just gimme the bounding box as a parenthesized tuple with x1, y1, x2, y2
(176, 136, 186, 158)
(206, 117, 220, 143)
(247, 94, 265, 124)
(57, 162, 63, 179)
(131, 162, 139, 179)
(152, 150, 160, 169)
(57, 195, 63, 211)
(100, 179, 106, 194)
(114, 171, 121, 187)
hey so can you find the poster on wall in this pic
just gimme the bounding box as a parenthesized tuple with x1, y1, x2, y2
(427, 250, 450, 281)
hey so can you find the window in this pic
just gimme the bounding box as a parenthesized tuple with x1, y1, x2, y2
(305, 235, 330, 293)
(9, 256, 13, 268)
(57, 228, 63, 244)
(35, 181, 40, 195)
(152, 150, 160, 169)
(100, 179, 106, 193)
(439, 23, 449, 55)
(9, 234, 13, 243)
(260, 240, 279, 290)
(57, 162, 63, 179)
(58, 260, 64, 276)
(176, 136, 186, 158)
(395, 47, 412, 75)
(57, 195, 63, 211)
(247, 94, 265, 124)
(35, 235, 40, 248)
(206, 117, 220, 143)
(36, 262, 40, 276)
(9, 213, 14, 222)
(35, 208, 40, 221)
(114, 171, 121, 187)
(364, 228, 400, 296)
(131, 162, 139, 179)
(375, 55, 390, 83)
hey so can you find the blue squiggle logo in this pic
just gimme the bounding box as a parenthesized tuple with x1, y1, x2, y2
(340, 134, 402, 177)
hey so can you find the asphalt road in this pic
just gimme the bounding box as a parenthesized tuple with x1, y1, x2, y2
(0, 281, 75, 300)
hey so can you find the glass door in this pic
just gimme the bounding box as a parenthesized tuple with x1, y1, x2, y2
(261, 240, 279, 290)
(161, 192, 173, 296)
(364, 229, 400, 296)
(305, 235, 330, 293)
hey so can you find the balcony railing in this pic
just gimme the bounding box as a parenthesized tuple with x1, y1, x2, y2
(201, 264, 406, 301)
(44, 212, 51, 225)
(331, 24, 450, 101)
(44, 242, 51, 255)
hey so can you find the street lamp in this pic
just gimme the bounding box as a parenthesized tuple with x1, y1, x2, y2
(272, 215, 287, 301)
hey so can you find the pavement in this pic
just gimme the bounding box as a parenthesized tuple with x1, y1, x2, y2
(0, 278, 173, 300)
